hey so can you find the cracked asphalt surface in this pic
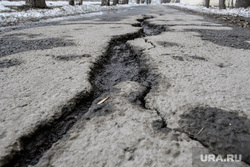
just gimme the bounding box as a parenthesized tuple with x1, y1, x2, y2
(0, 5, 249, 167)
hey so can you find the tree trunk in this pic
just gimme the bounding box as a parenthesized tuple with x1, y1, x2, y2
(121, 0, 128, 4)
(69, 0, 74, 5)
(78, 0, 83, 5)
(230, 0, 234, 8)
(219, 0, 226, 9)
(113, 0, 119, 5)
(235, 0, 250, 8)
(101, 0, 110, 5)
(160, 0, 170, 4)
(26, 0, 47, 8)
(101, 0, 107, 5)
(136, 0, 140, 4)
(204, 0, 210, 8)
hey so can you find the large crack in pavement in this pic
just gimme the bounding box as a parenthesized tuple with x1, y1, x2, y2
(3, 9, 249, 166)
(127, 12, 250, 166)
(2, 15, 167, 167)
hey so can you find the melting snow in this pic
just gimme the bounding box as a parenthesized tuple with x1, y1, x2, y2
(165, 3, 250, 18)
(0, 1, 142, 26)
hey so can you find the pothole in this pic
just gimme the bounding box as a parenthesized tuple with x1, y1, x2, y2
(2, 16, 167, 167)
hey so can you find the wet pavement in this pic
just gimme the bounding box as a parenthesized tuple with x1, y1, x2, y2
(0, 5, 249, 167)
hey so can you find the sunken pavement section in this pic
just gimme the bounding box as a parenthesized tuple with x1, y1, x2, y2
(0, 5, 250, 167)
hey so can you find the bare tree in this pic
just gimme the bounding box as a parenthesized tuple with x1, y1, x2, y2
(69, 0, 83, 5)
(219, 0, 226, 9)
(230, 0, 234, 8)
(69, 0, 74, 5)
(78, 0, 83, 5)
(160, 0, 170, 4)
(121, 0, 128, 4)
(26, 0, 47, 8)
(204, 0, 210, 8)
(113, 0, 119, 5)
(102, 0, 110, 5)
(235, 0, 250, 8)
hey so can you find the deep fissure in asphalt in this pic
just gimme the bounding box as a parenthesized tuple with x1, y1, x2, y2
(2, 16, 167, 167)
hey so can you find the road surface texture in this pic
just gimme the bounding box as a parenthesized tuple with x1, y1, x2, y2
(0, 5, 250, 167)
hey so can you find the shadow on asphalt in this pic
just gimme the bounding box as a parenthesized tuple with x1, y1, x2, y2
(179, 107, 250, 165)
(187, 28, 250, 50)
(0, 34, 75, 58)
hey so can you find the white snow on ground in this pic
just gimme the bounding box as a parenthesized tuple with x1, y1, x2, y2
(0, 2, 14, 12)
(0, 1, 143, 26)
(165, 3, 250, 18)
(0, 0, 25, 10)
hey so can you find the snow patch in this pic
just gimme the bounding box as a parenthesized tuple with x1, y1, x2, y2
(0, 3, 12, 12)
(0, 1, 138, 26)
(165, 3, 250, 18)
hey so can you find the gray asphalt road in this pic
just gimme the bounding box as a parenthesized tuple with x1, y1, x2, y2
(0, 5, 249, 167)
